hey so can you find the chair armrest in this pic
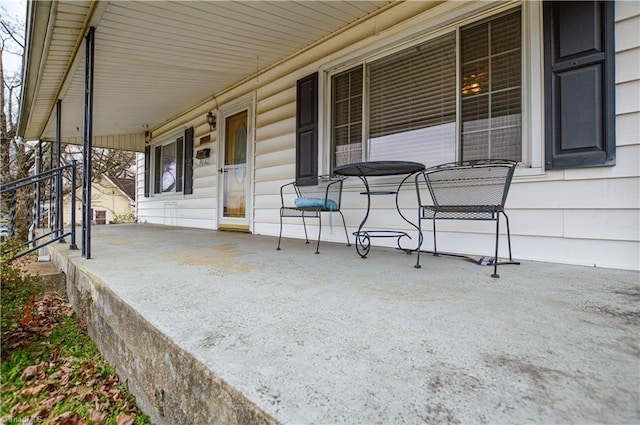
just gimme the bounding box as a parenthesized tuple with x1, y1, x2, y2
(280, 181, 298, 208)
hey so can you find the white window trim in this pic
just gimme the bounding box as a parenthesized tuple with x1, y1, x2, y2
(150, 130, 187, 198)
(319, 0, 544, 178)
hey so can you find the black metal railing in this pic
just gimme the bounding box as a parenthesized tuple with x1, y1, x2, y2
(1, 161, 77, 260)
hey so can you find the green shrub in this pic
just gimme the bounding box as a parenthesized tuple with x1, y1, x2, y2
(0, 239, 41, 336)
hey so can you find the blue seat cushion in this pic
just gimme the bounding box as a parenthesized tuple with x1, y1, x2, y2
(294, 197, 338, 210)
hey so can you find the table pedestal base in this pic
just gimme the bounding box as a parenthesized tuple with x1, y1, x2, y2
(353, 230, 414, 258)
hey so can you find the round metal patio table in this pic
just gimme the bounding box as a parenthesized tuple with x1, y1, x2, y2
(333, 161, 425, 258)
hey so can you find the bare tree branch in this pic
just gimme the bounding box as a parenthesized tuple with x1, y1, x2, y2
(0, 20, 23, 49)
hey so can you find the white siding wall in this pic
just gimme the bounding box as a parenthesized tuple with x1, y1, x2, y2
(137, 1, 640, 271)
(136, 113, 219, 229)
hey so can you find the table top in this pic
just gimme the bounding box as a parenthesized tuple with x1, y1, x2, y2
(333, 161, 425, 177)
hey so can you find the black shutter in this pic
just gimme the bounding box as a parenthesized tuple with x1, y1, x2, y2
(144, 145, 150, 197)
(154, 146, 162, 193)
(184, 127, 194, 195)
(543, 1, 615, 169)
(176, 136, 184, 192)
(296, 73, 318, 186)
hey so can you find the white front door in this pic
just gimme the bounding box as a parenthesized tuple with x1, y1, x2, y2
(218, 100, 253, 231)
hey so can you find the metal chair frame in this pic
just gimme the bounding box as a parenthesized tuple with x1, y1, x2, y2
(414, 159, 518, 277)
(277, 175, 351, 254)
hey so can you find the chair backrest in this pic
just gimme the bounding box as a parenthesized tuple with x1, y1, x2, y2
(419, 159, 517, 209)
(295, 175, 346, 209)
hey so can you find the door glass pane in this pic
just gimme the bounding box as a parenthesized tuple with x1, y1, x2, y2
(223, 111, 248, 219)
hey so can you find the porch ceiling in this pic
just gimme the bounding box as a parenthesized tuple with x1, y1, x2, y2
(18, 0, 393, 151)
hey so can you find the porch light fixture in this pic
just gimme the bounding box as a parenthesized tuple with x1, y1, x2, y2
(206, 111, 216, 131)
(461, 72, 485, 96)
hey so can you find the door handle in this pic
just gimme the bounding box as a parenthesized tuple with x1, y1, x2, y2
(218, 168, 228, 174)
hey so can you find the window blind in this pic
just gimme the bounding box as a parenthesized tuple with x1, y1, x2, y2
(332, 67, 363, 168)
(368, 33, 456, 166)
(461, 10, 521, 161)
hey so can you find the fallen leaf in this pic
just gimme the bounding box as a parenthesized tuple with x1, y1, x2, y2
(50, 369, 64, 380)
(53, 411, 81, 425)
(11, 401, 31, 414)
(31, 406, 50, 422)
(21, 383, 46, 396)
(116, 412, 136, 425)
(22, 303, 33, 324)
(22, 364, 41, 378)
(89, 408, 107, 425)
(40, 394, 66, 408)
(81, 390, 98, 403)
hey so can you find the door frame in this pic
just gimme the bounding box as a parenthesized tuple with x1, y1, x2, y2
(217, 93, 255, 231)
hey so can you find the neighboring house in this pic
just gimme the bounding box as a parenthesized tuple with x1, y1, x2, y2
(63, 175, 135, 226)
(18, 1, 640, 270)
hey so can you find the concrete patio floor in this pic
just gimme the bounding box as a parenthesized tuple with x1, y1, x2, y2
(45, 223, 639, 424)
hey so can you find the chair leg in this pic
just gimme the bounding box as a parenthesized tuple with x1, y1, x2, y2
(503, 211, 513, 261)
(315, 213, 321, 254)
(432, 217, 438, 256)
(302, 215, 309, 244)
(277, 210, 284, 250)
(491, 214, 500, 278)
(415, 216, 423, 269)
(338, 211, 351, 246)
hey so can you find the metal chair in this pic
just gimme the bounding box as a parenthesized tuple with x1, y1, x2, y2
(414, 159, 518, 277)
(277, 175, 351, 254)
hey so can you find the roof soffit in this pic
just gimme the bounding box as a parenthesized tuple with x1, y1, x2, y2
(19, 1, 394, 150)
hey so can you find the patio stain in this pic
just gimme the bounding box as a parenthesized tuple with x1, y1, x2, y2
(486, 354, 576, 394)
(161, 244, 265, 274)
(583, 303, 640, 326)
(422, 402, 460, 424)
(582, 283, 640, 326)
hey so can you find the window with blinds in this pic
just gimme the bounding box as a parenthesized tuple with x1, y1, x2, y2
(461, 10, 522, 161)
(332, 67, 363, 169)
(329, 8, 521, 168)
